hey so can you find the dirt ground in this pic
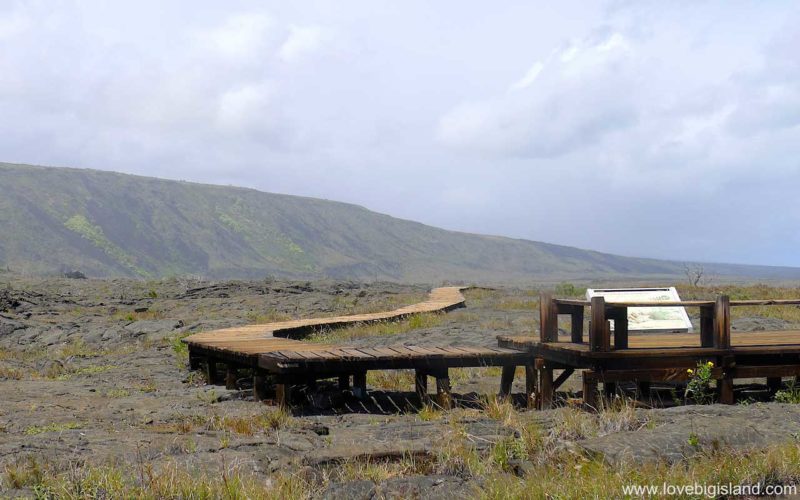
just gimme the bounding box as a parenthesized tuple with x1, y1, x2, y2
(3, 277, 800, 498)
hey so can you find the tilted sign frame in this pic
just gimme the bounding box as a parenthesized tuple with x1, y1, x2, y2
(585, 287, 693, 333)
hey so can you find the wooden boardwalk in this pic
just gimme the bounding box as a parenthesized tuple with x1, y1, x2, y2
(183, 286, 533, 407)
(500, 293, 800, 409)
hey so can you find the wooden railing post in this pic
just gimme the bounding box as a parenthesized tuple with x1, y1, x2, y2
(571, 306, 584, 343)
(590, 296, 610, 352)
(612, 306, 629, 349)
(700, 305, 714, 347)
(713, 295, 731, 349)
(539, 292, 558, 342)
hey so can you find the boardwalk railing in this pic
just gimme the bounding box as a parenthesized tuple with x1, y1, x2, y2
(499, 293, 800, 408)
(542, 293, 800, 353)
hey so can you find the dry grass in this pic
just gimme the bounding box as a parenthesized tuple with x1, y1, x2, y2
(306, 313, 444, 343)
(367, 370, 415, 391)
(482, 441, 800, 499)
(157, 409, 294, 436)
(326, 291, 429, 316)
(245, 309, 293, 324)
(2, 458, 316, 499)
(679, 284, 800, 323)
(111, 309, 165, 322)
(495, 299, 538, 311)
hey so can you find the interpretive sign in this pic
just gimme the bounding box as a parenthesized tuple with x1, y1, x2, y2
(585, 287, 693, 333)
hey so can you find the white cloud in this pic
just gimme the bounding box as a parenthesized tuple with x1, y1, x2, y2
(438, 32, 637, 158)
(0, 8, 29, 40)
(278, 25, 324, 62)
(205, 13, 274, 61)
(509, 61, 544, 91)
(216, 82, 275, 133)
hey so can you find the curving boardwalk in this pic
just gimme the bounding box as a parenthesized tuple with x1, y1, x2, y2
(184, 286, 534, 408)
(183, 286, 467, 356)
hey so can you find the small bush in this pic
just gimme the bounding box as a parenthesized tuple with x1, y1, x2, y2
(554, 282, 585, 297)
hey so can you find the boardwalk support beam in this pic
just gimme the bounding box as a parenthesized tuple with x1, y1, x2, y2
(225, 365, 237, 390)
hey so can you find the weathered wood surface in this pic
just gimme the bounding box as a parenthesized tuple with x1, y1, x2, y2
(183, 286, 467, 357)
(499, 329, 800, 352)
(554, 298, 715, 307)
(260, 345, 530, 373)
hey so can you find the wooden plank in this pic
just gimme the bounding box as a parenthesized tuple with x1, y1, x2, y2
(540, 365, 554, 409)
(225, 365, 237, 390)
(732, 299, 800, 306)
(540, 292, 558, 342)
(355, 348, 389, 359)
(552, 368, 574, 390)
(372, 347, 408, 358)
(405, 346, 446, 357)
(732, 365, 800, 378)
(714, 295, 731, 349)
(525, 365, 537, 409)
(700, 306, 714, 347)
(385, 346, 419, 357)
(435, 371, 452, 409)
(609, 306, 628, 349)
(557, 299, 715, 307)
(499, 365, 515, 397)
(339, 348, 375, 359)
(590, 296, 609, 352)
(583, 371, 598, 410)
(571, 307, 584, 343)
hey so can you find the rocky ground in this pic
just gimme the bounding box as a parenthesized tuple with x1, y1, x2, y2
(2, 276, 800, 498)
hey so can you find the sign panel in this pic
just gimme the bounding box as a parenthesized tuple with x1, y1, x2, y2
(585, 287, 693, 333)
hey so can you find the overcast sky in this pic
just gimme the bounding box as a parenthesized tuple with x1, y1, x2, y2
(1, 1, 799, 266)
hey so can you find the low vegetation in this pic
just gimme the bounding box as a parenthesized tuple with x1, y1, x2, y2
(306, 312, 444, 343)
(679, 283, 800, 323)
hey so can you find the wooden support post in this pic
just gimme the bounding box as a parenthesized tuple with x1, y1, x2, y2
(435, 369, 452, 409)
(253, 372, 268, 401)
(613, 306, 628, 350)
(539, 293, 558, 342)
(525, 364, 537, 409)
(714, 295, 731, 349)
(767, 377, 782, 392)
(571, 307, 585, 343)
(700, 306, 714, 347)
(583, 371, 598, 410)
(353, 371, 367, 399)
(590, 296, 609, 352)
(205, 359, 220, 384)
(499, 365, 516, 398)
(539, 361, 554, 409)
(637, 381, 651, 400)
(415, 370, 428, 402)
(225, 365, 237, 390)
(188, 350, 201, 370)
(718, 374, 734, 404)
(338, 374, 350, 391)
(275, 382, 292, 409)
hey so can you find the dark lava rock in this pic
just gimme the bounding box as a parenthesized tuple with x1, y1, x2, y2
(123, 319, 184, 339)
(62, 271, 87, 279)
(320, 480, 375, 500)
(0, 316, 26, 336)
(0, 289, 21, 312)
(579, 404, 800, 465)
(732, 316, 793, 332)
(375, 475, 476, 499)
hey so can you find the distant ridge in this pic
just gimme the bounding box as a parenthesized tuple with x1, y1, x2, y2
(1, 162, 799, 284)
